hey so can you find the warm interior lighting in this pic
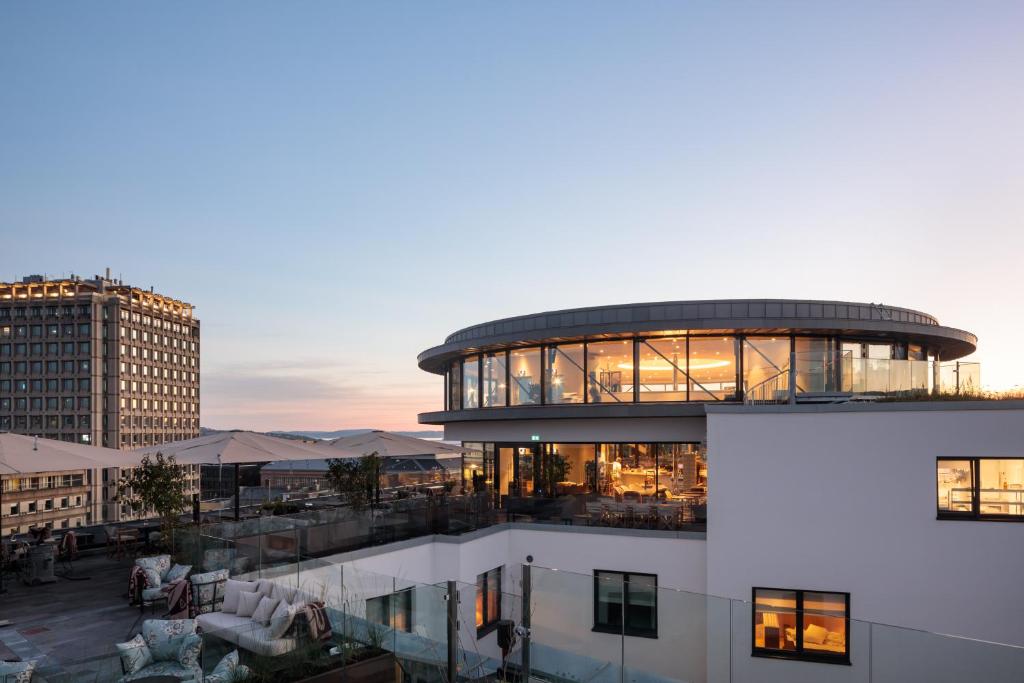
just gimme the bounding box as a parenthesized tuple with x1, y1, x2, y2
(618, 359, 731, 371)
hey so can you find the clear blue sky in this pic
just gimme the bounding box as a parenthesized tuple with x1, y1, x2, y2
(2, 2, 1022, 430)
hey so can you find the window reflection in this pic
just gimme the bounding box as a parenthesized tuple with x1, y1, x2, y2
(545, 344, 584, 404)
(462, 355, 479, 409)
(688, 337, 736, 400)
(482, 352, 507, 408)
(449, 361, 461, 410)
(795, 337, 835, 393)
(937, 459, 974, 513)
(979, 459, 1024, 517)
(509, 348, 541, 405)
(586, 340, 633, 403)
(547, 443, 595, 494)
(754, 589, 798, 652)
(743, 337, 789, 396)
(638, 338, 687, 402)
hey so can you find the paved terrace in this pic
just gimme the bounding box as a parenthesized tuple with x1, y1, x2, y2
(1, 552, 140, 681)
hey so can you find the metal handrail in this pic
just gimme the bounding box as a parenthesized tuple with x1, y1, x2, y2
(744, 367, 791, 405)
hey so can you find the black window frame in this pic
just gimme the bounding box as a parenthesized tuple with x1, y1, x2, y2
(476, 566, 502, 637)
(593, 570, 658, 639)
(937, 457, 1024, 521)
(751, 587, 850, 665)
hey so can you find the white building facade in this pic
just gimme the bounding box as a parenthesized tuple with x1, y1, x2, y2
(388, 300, 1024, 681)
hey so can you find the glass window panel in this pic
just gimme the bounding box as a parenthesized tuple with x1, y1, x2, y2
(515, 447, 535, 496)
(586, 340, 634, 403)
(482, 352, 507, 408)
(803, 592, 847, 656)
(462, 356, 480, 409)
(475, 575, 485, 628)
(754, 589, 798, 652)
(743, 337, 791, 396)
(545, 344, 584, 404)
(937, 460, 975, 513)
(509, 348, 541, 405)
(625, 574, 657, 635)
(463, 443, 484, 493)
(656, 443, 705, 499)
(595, 571, 624, 631)
(549, 443, 596, 493)
(449, 361, 462, 410)
(486, 567, 501, 625)
(979, 459, 1024, 517)
(688, 337, 737, 400)
(638, 338, 687, 402)
(794, 337, 835, 393)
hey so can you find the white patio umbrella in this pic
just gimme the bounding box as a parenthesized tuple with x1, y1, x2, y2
(134, 431, 360, 519)
(0, 432, 136, 474)
(322, 430, 472, 458)
(0, 433, 138, 594)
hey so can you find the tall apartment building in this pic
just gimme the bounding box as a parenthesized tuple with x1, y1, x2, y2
(0, 272, 201, 532)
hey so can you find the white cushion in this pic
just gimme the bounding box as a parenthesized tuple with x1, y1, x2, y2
(222, 579, 259, 614)
(196, 610, 253, 644)
(804, 623, 829, 645)
(251, 596, 281, 626)
(267, 599, 303, 640)
(255, 579, 275, 599)
(236, 590, 262, 618)
(236, 625, 297, 657)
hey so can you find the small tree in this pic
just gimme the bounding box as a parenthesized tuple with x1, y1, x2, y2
(327, 452, 383, 511)
(118, 452, 191, 543)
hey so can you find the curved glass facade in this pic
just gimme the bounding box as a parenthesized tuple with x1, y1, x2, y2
(441, 332, 973, 410)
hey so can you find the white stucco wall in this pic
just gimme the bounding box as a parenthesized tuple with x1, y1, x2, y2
(706, 406, 1024, 649)
(327, 525, 708, 681)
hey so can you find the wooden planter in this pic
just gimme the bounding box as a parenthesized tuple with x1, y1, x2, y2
(292, 651, 397, 683)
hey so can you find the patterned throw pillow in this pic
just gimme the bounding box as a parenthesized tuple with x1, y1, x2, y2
(143, 568, 163, 589)
(143, 618, 196, 662)
(137, 554, 172, 581)
(165, 563, 192, 583)
(177, 632, 203, 669)
(115, 633, 154, 674)
(205, 649, 242, 683)
(190, 568, 230, 613)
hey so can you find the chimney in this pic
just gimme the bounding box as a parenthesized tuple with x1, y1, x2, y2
(105, 267, 111, 280)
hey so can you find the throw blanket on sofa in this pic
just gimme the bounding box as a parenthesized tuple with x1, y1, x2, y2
(128, 565, 150, 605)
(165, 580, 195, 620)
(304, 602, 333, 642)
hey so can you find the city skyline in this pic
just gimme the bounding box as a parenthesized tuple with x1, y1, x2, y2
(2, 2, 1022, 431)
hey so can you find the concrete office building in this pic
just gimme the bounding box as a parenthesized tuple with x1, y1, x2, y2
(0, 272, 201, 531)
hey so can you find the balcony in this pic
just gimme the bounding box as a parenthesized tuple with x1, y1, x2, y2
(745, 354, 981, 404)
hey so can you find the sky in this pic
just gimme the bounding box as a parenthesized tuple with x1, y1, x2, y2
(1, 2, 1022, 431)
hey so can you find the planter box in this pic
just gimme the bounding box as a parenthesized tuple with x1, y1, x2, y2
(293, 652, 397, 683)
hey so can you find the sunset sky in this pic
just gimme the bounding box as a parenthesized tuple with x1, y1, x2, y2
(2, 2, 1022, 431)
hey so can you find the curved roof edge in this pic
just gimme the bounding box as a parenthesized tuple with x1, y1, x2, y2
(418, 299, 977, 374)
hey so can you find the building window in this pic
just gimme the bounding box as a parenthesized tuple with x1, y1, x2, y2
(593, 570, 657, 638)
(545, 344, 584, 404)
(586, 340, 634, 403)
(475, 566, 502, 636)
(462, 356, 480, 410)
(482, 352, 507, 408)
(508, 348, 541, 406)
(752, 588, 849, 664)
(937, 458, 1024, 520)
(366, 588, 412, 632)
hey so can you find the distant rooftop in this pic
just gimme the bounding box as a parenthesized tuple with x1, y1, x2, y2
(0, 269, 194, 317)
